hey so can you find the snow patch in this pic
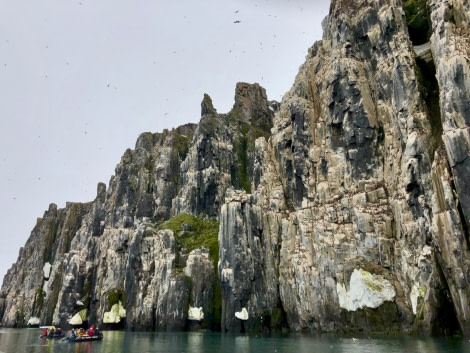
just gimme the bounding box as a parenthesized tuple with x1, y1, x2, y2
(221, 268, 234, 283)
(69, 312, 83, 325)
(188, 306, 204, 321)
(410, 283, 427, 315)
(103, 301, 126, 323)
(43, 262, 52, 280)
(27, 317, 40, 326)
(69, 309, 87, 325)
(235, 307, 248, 320)
(336, 269, 395, 311)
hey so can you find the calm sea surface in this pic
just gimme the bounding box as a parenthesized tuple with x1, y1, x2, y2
(0, 328, 469, 353)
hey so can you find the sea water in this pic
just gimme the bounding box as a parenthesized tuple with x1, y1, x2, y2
(0, 328, 469, 353)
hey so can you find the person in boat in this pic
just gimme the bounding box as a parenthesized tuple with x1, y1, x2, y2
(41, 326, 57, 337)
(68, 329, 77, 340)
(87, 325, 95, 336)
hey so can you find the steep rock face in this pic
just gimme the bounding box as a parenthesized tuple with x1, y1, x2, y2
(173, 82, 275, 217)
(1, 0, 470, 337)
(218, 0, 469, 335)
(124, 227, 189, 331)
(431, 0, 470, 227)
(0, 202, 92, 327)
(219, 188, 285, 332)
(428, 0, 470, 335)
(0, 83, 274, 332)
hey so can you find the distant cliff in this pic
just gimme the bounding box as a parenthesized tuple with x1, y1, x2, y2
(1, 0, 469, 336)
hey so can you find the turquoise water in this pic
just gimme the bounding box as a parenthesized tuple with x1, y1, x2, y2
(0, 328, 469, 353)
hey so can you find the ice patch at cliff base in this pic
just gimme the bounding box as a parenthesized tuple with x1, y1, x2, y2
(336, 269, 395, 311)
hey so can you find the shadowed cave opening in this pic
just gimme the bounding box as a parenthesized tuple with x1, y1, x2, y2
(403, 0, 432, 45)
(432, 254, 462, 336)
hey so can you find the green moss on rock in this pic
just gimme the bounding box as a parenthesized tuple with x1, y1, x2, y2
(32, 288, 45, 317)
(159, 213, 220, 268)
(230, 121, 271, 193)
(107, 289, 126, 311)
(403, 0, 431, 45)
(159, 213, 221, 330)
(46, 270, 63, 324)
(173, 133, 190, 161)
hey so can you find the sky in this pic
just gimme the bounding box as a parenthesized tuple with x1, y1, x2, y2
(0, 0, 330, 283)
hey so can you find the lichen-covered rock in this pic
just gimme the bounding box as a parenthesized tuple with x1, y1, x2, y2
(103, 301, 126, 324)
(337, 269, 396, 311)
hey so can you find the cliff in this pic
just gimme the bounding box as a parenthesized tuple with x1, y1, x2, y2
(1, 0, 469, 336)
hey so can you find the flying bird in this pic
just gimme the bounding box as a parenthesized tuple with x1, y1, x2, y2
(234, 20, 241, 23)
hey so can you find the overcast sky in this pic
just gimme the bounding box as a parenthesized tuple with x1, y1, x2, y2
(0, 0, 330, 282)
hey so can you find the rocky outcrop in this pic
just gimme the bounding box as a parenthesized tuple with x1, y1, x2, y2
(0, 202, 92, 327)
(1, 0, 469, 337)
(0, 82, 274, 331)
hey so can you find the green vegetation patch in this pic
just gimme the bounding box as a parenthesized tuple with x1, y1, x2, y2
(235, 133, 250, 193)
(46, 271, 63, 324)
(42, 219, 59, 264)
(159, 213, 221, 330)
(78, 308, 88, 321)
(107, 288, 126, 311)
(144, 156, 153, 172)
(415, 57, 442, 157)
(32, 288, 45, 317)
(173, 133, 190, 161)
(231, 121, 271, 193)
(403, 0, 431, 45)
(159, 213, 220, 268)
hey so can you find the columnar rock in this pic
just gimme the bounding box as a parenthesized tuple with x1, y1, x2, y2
(218, 0, 469, 335)
(0, 202, 92, 327)
(172, 82, 275, 217)
(0, 83, 274, 331)
(428, 0, 470, 335)
(219, 189, 284, 332)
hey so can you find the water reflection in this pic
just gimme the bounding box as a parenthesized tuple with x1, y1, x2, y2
(233, 334, 250, 352)
(65, 341, 93, 353)
(0, 329, 469, 353)
(187, 332, 204, 353)
(0, 328, 23, 351)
